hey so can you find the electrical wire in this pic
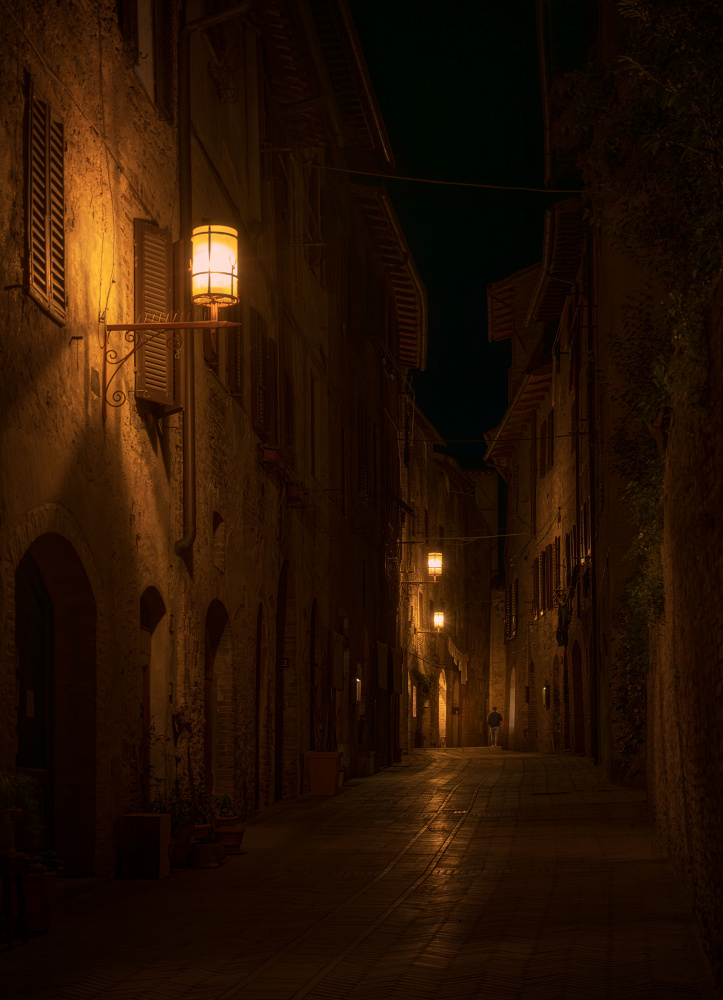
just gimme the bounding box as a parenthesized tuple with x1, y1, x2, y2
(316, 163, 582, 195)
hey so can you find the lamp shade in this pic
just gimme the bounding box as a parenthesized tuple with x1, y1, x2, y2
(427, 552, 443, 577)
(433, 611, 444, 629)
(191, 225, 239, 306)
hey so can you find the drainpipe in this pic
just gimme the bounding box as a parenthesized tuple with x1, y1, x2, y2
(174, 0, 253, 556)
(587, 242, 600, 765)
(175, 5, 195, 555)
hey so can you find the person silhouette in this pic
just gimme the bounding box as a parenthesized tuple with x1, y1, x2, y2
(487, 706, 502, 747)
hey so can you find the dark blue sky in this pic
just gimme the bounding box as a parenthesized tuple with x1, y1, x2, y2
(347, 0, 549, 462)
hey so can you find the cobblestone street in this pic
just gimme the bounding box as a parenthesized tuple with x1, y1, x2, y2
(3, 750, 718, 1000)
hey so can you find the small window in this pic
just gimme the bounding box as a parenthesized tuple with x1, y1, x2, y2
(120, 0, 175, 121)
(26, 83, 66, 324)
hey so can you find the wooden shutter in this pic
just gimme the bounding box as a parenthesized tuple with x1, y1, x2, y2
(250, 307, 266, 435)
(548, 409, 555, 467)
(266, 337, 278, 444)
(226, 301, 243, 398)
(155, 0, 175, 121)
(133, 219, 177, 407)
(27, 85, 66, 324)
(539, 551, 546, 615)
(546, 544, 554, 608)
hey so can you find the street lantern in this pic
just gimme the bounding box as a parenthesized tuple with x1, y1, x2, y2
(427, 552, 442, 579)
(191, 224, 239, 307)
(433, 611, 445, 630)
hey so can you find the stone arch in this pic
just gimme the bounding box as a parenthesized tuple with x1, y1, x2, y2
(275, 562, 299, 801)
(139, 586, 169, 805)
(204, 599, 234, 799)
(572, 640, 585, 754)
(14, 533, 97, 876)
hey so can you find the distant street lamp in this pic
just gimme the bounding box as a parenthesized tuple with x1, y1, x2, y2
(427, 552, 442, 580)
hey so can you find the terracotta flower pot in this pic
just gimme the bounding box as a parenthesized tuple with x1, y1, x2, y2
(190, 841, 225, 868)
(214, 825, 246, 854)
(304, 751, 343, 796)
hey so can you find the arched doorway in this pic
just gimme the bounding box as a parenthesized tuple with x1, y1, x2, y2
(204, 600, 234, 799)
(15, 534, 97, 876)
(438, 671, 447, 746)
(508, 666, 516, 747)
(275, 563, 298, 801)
(572, 640, 585, 754)
(139, 587, 168, 806)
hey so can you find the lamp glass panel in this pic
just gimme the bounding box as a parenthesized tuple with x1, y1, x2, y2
(428, 552, 443, 576)
(192, 225, 238, 305)
(433, 611, 444, 628)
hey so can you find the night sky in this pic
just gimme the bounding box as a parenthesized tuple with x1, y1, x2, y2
(347, 0, 549, 464)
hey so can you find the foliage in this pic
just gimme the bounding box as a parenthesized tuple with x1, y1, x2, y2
(213, 795, 238, 818)
(552, 1, 723, 771)
(0, 772, 43, 848)
(411, 667, 433, 700)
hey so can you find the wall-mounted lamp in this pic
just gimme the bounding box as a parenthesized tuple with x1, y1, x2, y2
(355, 677, 362, 704)
(191, 224, 239, 309)
(427, 552, 442, 581)
(433, 611, 445, 630)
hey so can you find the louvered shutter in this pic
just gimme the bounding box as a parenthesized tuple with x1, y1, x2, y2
(133, 219, 177, 407)
(27, 85, 66, 324)
(226, 301, 243, 398)
(533, 559, 539, 620)
(266, 337, 278, 444)
(155, 0, 175, 121)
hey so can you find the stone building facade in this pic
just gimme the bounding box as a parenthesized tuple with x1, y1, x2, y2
(0, 0, 431, 877)
(398, 409, 495, 754)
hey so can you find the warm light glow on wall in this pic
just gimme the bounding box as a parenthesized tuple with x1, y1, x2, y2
(433, 611, 445, 629)
(427, 552, 442, 577)
(191, 225, 239, 306)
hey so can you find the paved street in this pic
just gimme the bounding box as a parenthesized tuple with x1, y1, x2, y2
(3, 749, 719, 1000)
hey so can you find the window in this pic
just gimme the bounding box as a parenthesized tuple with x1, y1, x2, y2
(26, 83, 66, 323)
(250, 307, 277, 442)
(133, 219, 179, 408)
(546, 543, 554, 608)
(120, 0, 175, 121)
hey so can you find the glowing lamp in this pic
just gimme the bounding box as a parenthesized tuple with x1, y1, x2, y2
(433, 611, 445, 630)
(427, 552, 443, 578)
(191, 225, 239, 306)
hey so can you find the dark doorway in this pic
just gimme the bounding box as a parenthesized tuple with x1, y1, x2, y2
(204, 600, 233, 800)
(15, 534, 97, 876)
(274, 565, 288, 801)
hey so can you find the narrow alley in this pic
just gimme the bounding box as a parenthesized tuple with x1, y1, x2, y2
(3, 750, 717, 1000)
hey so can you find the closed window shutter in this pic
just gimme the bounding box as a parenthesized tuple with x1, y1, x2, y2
(133, 219, 177, 407)
(266, 337, 278, 443)
(548, 408, 555, 466)
(27, 86, 66, 324)
(539, 551, 546, 615)
(155, 0, 175, 121)
(226, 301, 243, 398)
(250, 307, 266, 435)
(547, 544, 554, 607)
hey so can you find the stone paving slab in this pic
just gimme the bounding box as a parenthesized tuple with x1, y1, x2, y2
(1, 749, 719, 1000)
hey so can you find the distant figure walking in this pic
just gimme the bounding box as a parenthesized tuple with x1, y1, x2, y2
(487, 707, 503, 747)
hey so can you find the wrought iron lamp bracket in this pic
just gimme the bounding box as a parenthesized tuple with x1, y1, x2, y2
(101, 319, 241, 421)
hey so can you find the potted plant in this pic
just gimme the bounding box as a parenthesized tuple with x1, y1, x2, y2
(212, 795, 245, 854)
(17, 850, 64, 934)
(305, 668, 342, 796)
(0, 772, 43, 855)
